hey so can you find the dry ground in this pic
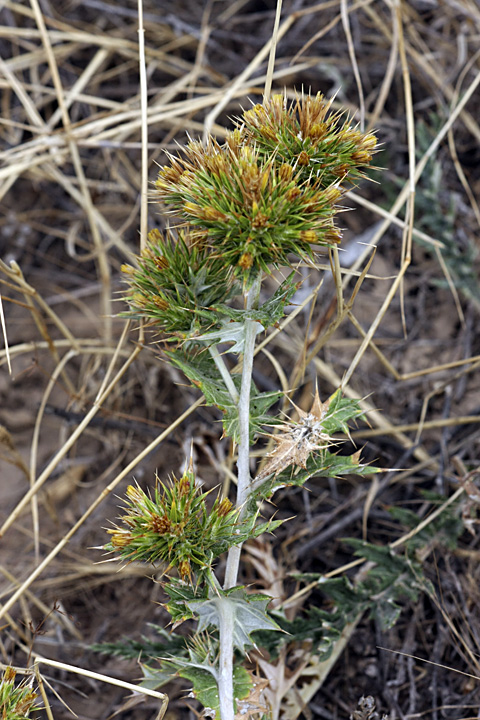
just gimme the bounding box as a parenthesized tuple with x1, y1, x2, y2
(1, 0, 480, 719)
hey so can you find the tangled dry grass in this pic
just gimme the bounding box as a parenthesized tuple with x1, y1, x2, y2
(1, 0, 480, 718)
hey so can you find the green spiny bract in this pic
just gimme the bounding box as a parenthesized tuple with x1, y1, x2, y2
(121, 228, 240, 339)
(106, 465, 246, 580)
(239, 92, 377, 189)
(155, 134, 343, 281)
(106, 463, 283, 582)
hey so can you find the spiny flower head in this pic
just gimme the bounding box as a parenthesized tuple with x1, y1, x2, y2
(105, 463, 244, 580)
(256, 386, 368, 482)
(121, 228, 239, 339)
(0, 667, 39, 720)
(240, 92, 377, 189)
(257, 388, 334, 481)
(155, 135, 343, 280)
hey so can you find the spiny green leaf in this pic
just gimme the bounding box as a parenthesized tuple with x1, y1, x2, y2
(93, 624, 188, 662)
(174, 664, 251, 718)
(166, 348, 282, 443)
(162, 635, 252, 719)
(196, 320, 264, 353)
(346, 539, 410, 574)
(214, 272, 299, 329)
(321, 389, 366, 435)
(140, 663, 179, 691)
(292, 539, 427, 633)
(178, 666, 219, 710)
(388, 497, 465, 551)
(222, 388, 283, 444)
(186, 589, 281, 652)
(387, 506, 422, 528)
(372, 598, 402, 630)
(165, 348, 239, 413)
(254, 448, 379, 500)
(251, 607, 341, 661)
(248, 517, 284, 539)
(164, 579, 208, 626)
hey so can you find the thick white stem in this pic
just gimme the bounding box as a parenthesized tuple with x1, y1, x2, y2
(222, 316, 257, 592)
(217, 598, 235, 720)
(223, 274, 261, 590)
(217, 274, 262, 720)
(209, 344, 239, 403)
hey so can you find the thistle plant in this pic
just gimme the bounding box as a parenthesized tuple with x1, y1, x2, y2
(107, 92, 379, 720)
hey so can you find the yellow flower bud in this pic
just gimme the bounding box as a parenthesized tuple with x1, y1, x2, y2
(341, 130, 362, 143)
(323, 186, 342, 204)
(299, 230, 317, 244)
(153, 255, 169, 270)
(259, 125, 277, 141)
(179, 559, 192, 580)
(217, 498, 233, 517)
(362, 133, 377, 150)
(286, 187, 301, 201)
(121, 264, 135, 275)
(278, 163, 294, 182)
(241, 145, 255, 162)
(238, 252, 254, 270)
(297, 150, 310, 166)
(126, 484, 144, 503)
(153, 296, 169, 310)
(201, 206, 228, 221)
(271, 94, 285, 107)
(324, 226, 342, 244)
(109, 530, 133, 548)
(351, 150, 372, 163)
(310, 122, 327, 140)
(228, 128, 243, 144)
(332, 163, 349, 178)
(260, 169, 270, 192)
(4, 667, 16, 682)
(148, 228, 162, 243)
(178, 473, 191, 496)
(184, 201, 202, 216)
(132, 292, 146, 307)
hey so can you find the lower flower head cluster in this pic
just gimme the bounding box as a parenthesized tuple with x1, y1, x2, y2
(105, 466, 241, 580)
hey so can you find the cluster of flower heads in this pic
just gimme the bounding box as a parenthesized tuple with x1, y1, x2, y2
(122, 91, 377, 334)
(241, 93, 377, 189)
(105, 463, 242, 581)
(155, 135, 343, 275)
(155, 94, 376, 277)
(121, 228, 240, 338)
